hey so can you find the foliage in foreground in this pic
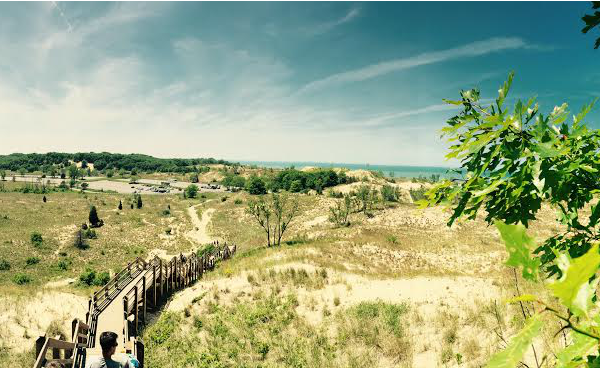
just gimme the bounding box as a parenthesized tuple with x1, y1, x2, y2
(143, 294, 411, 368)
(425, 73, 600, 366)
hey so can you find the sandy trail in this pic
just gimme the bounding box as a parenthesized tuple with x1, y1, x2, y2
(148, 202, 220, 261)
(185, 203, 219, 245)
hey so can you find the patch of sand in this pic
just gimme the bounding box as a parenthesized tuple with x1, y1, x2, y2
(44, 278, 77, 288)
(0, 292, 87, 352)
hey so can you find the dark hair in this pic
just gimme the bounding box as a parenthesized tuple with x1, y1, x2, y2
(99, 331, 118, 351)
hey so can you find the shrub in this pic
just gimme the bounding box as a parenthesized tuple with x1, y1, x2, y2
(74, 230, 89, 250)
(94, 271, 110, 286)
(13, 273, 31, 285)
(165, 228, 172, 235)
(84, 228, 97, 239)
(409, 187, 427, 202)
(184, 184, 199, 199)
(245, 175, 267, 195)
(57, 260, 69, 271)
(381, 184, 399, 202)
(118, 200, 123, 210)
(26, 257, 40, 266)
(0, 259, 10, 270)
(79, 268, 96, 286)
(234, 198, 243, 205)
(136, 194, 143, 209)
(221, 196, 227, 202)
(30, 232, 43, 247)
(89, 205, 103, 227)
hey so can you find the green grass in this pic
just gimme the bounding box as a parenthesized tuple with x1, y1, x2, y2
(143, 292, 412, 368)
(0, 183, 201, 287)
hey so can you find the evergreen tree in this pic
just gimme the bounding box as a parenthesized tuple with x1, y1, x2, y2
(89, 205, 102, 227)
(136, 195, 143, 209)
(118, 200, 122, 210)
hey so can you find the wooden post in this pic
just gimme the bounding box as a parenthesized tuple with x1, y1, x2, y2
(142, 275, 146, 325)
(153, 264, 157, 308)
(123, 296, 129, 342)
(133, 285, 138, 335)
(159, 258, 163, 300)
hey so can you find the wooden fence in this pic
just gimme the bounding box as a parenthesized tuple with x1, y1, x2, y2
(32, 241, 236, 368)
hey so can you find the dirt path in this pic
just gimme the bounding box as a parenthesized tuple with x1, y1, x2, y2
(185, 203, 219, 245)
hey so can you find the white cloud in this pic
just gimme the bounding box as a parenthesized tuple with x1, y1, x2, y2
(305, 7, 361, 36)
(299, 37, 538, 94)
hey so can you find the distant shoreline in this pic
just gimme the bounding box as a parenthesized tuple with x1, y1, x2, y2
(238, 160, 462, 179)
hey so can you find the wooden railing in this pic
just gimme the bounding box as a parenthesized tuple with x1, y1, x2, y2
(122, 243, 236, 343)
(33, 319, 89, 368)
(32, 241, 236, 368)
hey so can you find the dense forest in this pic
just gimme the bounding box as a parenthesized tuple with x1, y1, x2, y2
(0, 152, 232, 174)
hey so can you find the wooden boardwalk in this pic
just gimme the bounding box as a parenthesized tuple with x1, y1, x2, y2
(32, 242, 237, 368)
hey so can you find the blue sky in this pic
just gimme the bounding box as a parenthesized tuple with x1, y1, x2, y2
(0, 2, 597, 166)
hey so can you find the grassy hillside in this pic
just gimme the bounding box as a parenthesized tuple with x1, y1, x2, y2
(0, 177, 564, 367)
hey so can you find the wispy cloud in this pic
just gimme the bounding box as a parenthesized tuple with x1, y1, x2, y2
(299, 37, 545, 94)
(51, 1, 72, 32)
(305, 7, 360, 36)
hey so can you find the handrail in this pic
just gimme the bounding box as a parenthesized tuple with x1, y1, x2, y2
(33, 241, 237, 368)
(91, 258, 146, 310)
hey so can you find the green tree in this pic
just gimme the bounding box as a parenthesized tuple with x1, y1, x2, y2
(425, 73, 600, 366)
(89, 205, 102, 227)
(246, 193, 299, 247)
(0, 170, 5, 180)
(136, 194, 143, 209)
(185, 184, 199, 198)
(329, 194, 353, 227)
(582, 2, 600, 48)
(190, 173, 199, 183)
(68, 165, 78, 180)
(380, 184, 399, 202)
(245, 175, 267, 195)
(80, 182, 89, 191)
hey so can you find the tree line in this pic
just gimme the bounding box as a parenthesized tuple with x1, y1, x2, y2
(0, 152, 233, 174)
(222, 168, 357, 195)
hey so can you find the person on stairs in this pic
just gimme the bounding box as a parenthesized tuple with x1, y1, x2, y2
(89, 331, 133, 368)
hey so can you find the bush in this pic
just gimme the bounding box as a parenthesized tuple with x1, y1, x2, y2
(381, 184, 400, 202)
(234, 199, 243, 205)
(79, 268, 109, 286)
(79, 268, 96, 286)
(89, 205, 103, 227)
(26, 257, 40, 266)
(84, 228, 97, 239)
(136, 194, 143, 209)
(13, 273, 31, 285)
(221, 196, 227, 202)
(0, 259, 10, 270)
(245, 175, 267, 195)
(94, 271, 110, 286)
(74, 230, 89, 250)
(409, 188, 427, 202)
(30, 232, 43, 247)
(185, 184, 199, 199)
(57, 260, 69, 271)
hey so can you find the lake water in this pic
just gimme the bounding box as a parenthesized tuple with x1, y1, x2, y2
(238, 161, 462, 179)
